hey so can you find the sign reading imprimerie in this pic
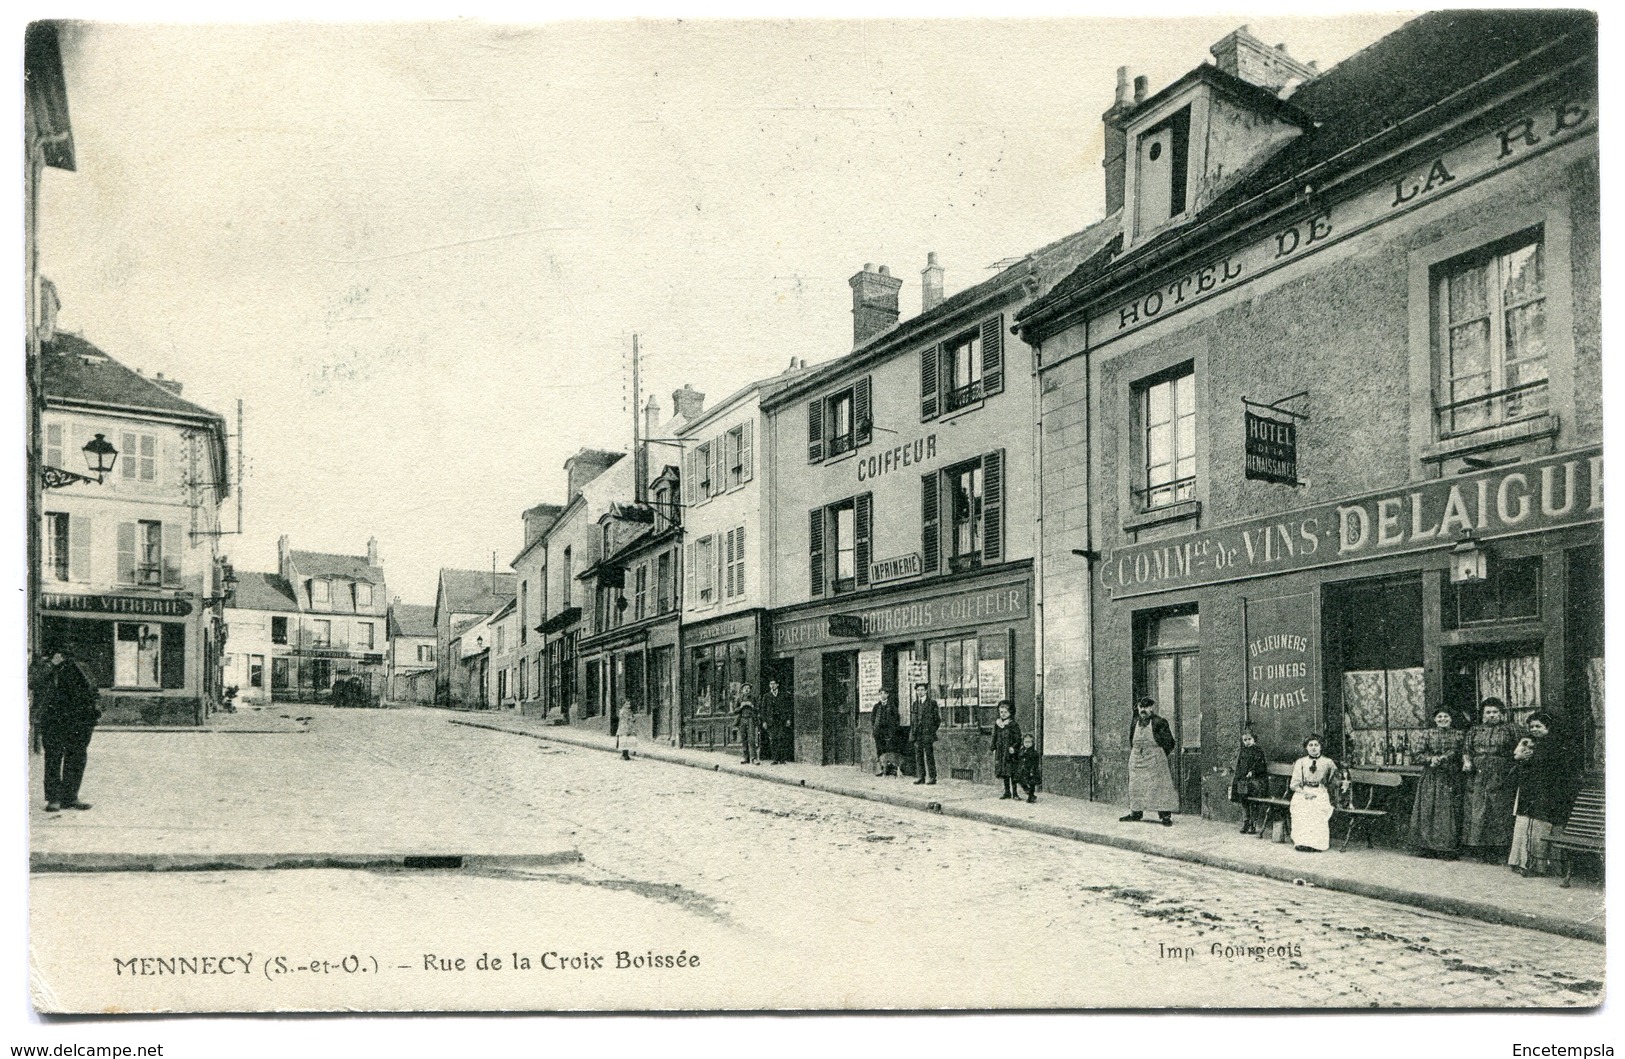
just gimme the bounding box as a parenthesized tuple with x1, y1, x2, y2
(1102, 448, 1602, 598)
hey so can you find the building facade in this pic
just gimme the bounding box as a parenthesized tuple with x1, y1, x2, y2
(38, 331, 231, 726)
(222, 571, 298, 708)
(762, 235, 1106, 781)
(432, 567, 516, 706)
(386, 600, 437, 704)
(273, 536, 389, 704)
(512, 503, 564, 717)
(1016, 14, 1601, 817)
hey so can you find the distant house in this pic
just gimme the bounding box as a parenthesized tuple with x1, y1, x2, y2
(433, 568, 516, 706)
(275, 535, 390, 703)
(222, 571, 298, 707)
(386, 599, 437, 704)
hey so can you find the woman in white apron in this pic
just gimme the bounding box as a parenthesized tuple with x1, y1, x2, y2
(1290, 734, 1337, 852)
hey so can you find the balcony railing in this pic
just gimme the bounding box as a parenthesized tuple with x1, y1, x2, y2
(1436, 379, 1549, 440)
(1134, 476, 1196, 512)
(944, 379, 985, 413)
(828, 432, 856, 457)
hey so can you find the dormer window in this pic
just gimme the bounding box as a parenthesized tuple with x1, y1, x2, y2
(1136, 106, 1190, 235)
(355, 582, 373, 607)
(311, 579, 330, 605)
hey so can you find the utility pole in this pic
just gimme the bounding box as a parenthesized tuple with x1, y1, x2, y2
(632, 333, 646, 505)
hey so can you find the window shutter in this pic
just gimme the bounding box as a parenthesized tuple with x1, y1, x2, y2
(854, 492, 872, 587)
(981, 314, 1005, 396)
(855, 375, 873, 447)
(121, 432, 138, 479)
(921, 345, 940, 420)
(807, 399, 825, 462)
(921, 473, 940, 574)
(724, 529, 736, 598)
(117, 523, 136, 584)
(740, 420, 753, 483)
(69, 515, 91, 583)
(809, 508, 825, 597)
(983, 449, 1006, 563)
(711, 436, 725, 497)
(683, 447, 697, 505)
(161, 623, 186, 690)
(736, 525, 746, 598)
(716, 533, 725, 600)
(685, 542, 695, 605)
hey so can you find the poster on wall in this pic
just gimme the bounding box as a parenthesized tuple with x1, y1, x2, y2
(978, 659, 1007, 706)
(857, 650, 883, 712)
(1242, 591, 1321, 760)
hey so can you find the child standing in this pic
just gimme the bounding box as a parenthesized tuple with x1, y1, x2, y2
(991, 701, 1022, 799)
(1230, 729, 1269, 834)
(1015, 733, 1042, 803)
(616, 700, 638, 760)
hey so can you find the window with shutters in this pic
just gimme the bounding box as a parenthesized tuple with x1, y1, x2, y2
(657, 550, 673, 614)
(944, 330, 983, 412)
(45, 423, 63, 469)
(634, 563, 648, 620)
(949, 461, 984, 569)
(924, 316, 1004, 420)
(312, 619, 331, 647)
(120, 431, 157, 482)
(724, 525, 747, 600)
(136, 520, 162, 586)
(828, 390, 856, 457)
(695, 441, 713, 497)
(359, 621, 376, 650)
(695, 535, 716, 603)
(811, 378, 873, 461)
(925, 450, 1005, 575)
(44, 512, 69, 581)
(820, 497, 870, 595)
(114, 622, 162, 688)
(726, 425, 747, 489)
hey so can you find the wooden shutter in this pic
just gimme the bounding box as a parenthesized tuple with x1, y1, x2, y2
(716, 533, 725, 600)
(69, 514, 91, 583)
(981, 313, 1005, 396)
(685, 542, 695, 605)
(921, 344, 940, 420)
(724, 529, 737, 597)
(809, 508, 825, 597)
(807, 399, 825, 463)
(854, 493, 872, 587)
(161, 623, 186, 690)
(983, 449, 1006, 563)
(735, 524, 746, 597)
(740, 420, 753, 482)
(711, 436, 725, 497)
(855, 376, 873, 447)
(161, 522, 183, 586)
(121, 432, 138, 479)
(683, 448, 697, 505)
(921, 473, 940, 574)
(117, 522, 136, 584)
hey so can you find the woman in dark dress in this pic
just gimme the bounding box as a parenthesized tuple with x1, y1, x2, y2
(1409, 707, 1466, 857)
(1508, 711, 1580, 877)
(1229, 729, 1270, 834)
(1462, 697, 1520, 862)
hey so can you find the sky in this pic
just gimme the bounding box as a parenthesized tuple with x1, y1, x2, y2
(37, 13, 1414, 605)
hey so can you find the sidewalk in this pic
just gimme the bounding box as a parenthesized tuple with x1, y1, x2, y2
(453, 713, 1606, 944)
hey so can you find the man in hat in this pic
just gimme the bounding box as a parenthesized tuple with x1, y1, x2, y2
(30, 646, 101, 812)
(1121, 696, 1177, 826)
(910, 682, 940, 785)
(762, 678, 793, 764)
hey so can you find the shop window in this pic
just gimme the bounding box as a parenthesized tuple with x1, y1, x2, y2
(272, 657, 290, 690)
(1136, 364, 1196, 510)
(1447, 555, 1541, 627)
(249, 655, 264, 689)
(927, 636, 980, 728)
(1134, 607, 1202, 750)
(1329, 578, 1426, 767)
(1135, 106, 1191, 236)
(1435, 229, 1547, 439)
(114, 622, 162, 689)
(272, 617, 288, 645)
(44, 512, 69, 581)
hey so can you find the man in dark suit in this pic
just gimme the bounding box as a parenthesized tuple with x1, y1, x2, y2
(30, 647, 101, 812)
(910, 682, 940, 785)
(762, 678, 793, 764)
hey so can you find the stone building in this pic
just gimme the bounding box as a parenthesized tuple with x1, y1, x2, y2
(386, 600, 437, 704)
(272, 536, 390, 703)
(432, 567, 516, 707)
(1014, 13, 1600, 813)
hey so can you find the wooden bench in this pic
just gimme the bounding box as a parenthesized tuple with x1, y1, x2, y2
(1547, 778, 1604, 888)
(1245, 762, 1404, 852)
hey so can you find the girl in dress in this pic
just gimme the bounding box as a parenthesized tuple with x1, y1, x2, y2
(1508, 712, 1579, 876)
(1289, 734, 1337, 852)
(991, 701, 1022, 799)
(1462, 697, 1519, 862)
(1409, 708, 1466, 857)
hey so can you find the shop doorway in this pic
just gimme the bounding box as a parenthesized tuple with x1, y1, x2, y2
(1324, 576, 1424, 767)
(821, 652, 857, 765)
(1134, 607, 1202, 814)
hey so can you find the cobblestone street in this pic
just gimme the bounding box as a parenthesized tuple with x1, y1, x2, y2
(29, 709, 1604, 1011)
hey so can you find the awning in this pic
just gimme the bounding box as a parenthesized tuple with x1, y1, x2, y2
(537, 606, 582, 636)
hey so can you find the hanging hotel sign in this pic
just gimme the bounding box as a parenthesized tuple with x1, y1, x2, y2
(869, 552, 922, 585)
(1102, 447, 1602, 599)
(41, 593, 192, 617)
(1244, 409, 1299, 486)
(1084, 86, 1595, 353)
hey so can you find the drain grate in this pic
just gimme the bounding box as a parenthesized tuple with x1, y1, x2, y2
(402, 856, 464, 869)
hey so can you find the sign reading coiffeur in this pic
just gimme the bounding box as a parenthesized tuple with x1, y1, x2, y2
(1103, 448, 1601, 598)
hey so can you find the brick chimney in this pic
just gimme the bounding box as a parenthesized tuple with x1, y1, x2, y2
(277, 534, 291, 580)
(522, 503, 566, 548)
(37, 277, 60, 344)
(1102, 66, 1135, 215)
(644, 395, 663, 441)
(564, 448, 625, 503)
(367, 536, 378, 567)
(151, 372, 183, 396)
(849, 264, 901, 348)
(1210, 25, 1317, 93)
(671, 384, 705, 421)
(921, 252, 944, 312)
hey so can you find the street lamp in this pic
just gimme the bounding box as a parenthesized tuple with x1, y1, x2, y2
(42, 432, 119, 489)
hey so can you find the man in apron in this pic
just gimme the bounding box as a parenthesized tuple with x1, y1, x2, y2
(1121, 697, 1177, 826)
